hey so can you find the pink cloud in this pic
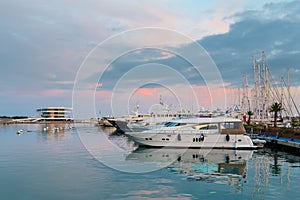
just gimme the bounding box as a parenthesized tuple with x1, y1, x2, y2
(40, 89, 71, 97)
(135, 88, 158, 97)
(190, 85, 236, 108)
(96, 89, 113, 103)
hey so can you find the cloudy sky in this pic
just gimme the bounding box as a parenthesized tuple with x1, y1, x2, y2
(1, 0, 299, 117)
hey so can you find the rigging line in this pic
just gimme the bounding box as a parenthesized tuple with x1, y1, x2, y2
(269, 72, 292, 115)
(282, 79, 300, 116)
(267, 70, 292, 116)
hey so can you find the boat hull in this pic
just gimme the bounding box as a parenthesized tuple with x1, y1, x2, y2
(127, 132, 259, 149)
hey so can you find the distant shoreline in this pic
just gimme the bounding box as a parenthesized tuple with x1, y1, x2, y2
(0, 117, 98, 125)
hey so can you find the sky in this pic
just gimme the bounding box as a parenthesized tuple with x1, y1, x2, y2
(0, 0, 299, 118)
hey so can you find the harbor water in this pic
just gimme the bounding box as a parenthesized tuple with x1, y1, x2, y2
(1, 123, 300, 200)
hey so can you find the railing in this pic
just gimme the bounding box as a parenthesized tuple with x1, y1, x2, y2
(148, 129, 219, 135)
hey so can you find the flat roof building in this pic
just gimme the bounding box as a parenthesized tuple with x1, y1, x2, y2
(36, 107, 73, 121)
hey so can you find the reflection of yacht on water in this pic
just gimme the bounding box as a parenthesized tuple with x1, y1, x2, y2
(126, 148, 252, 185)
(125, 117, 260, 149)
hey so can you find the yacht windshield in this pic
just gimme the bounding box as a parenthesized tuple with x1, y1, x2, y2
(164, 122, 187, 127)
(164, 122, 177, 127)
(194, 124, 218, 130)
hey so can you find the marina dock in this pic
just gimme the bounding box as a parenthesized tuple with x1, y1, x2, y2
(257, 135, 300, 154)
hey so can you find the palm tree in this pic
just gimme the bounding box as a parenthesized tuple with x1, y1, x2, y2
(247, 111, 254, 125)
(269, 102, 284, 127)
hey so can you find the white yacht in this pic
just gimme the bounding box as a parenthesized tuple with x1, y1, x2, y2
(125, 117, 260, 149)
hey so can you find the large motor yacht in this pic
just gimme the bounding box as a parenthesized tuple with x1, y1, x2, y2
(125, 117, 260, 149)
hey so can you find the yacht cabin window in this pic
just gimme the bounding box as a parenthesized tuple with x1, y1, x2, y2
(222, 122, 239, 129)
(193, 124, 218, 130)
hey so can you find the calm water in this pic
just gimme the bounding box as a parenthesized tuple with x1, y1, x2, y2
(1, 124, 300, 200)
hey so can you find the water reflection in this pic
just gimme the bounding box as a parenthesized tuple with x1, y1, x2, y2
(127, 148, 252, 189)
(249, 148, 300, 199)
(98, 126, 118, 135)
(3, 125, 300, 199)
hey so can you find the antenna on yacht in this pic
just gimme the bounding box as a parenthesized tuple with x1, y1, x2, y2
(133, 103, 140, 116)
(159, 95, 164, 106)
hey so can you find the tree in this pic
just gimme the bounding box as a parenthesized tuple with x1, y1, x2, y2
(247, 111, 254, 125)
(269, 102, 284, 127)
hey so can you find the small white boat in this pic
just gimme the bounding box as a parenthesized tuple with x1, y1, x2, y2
(16, 129, 24, 135)
(51, 127, 60, 132)
(98, 117, 116, 127)
(125, 117, 260, 149)
(252, 138, 266, 148)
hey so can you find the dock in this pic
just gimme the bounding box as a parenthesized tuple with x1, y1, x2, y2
(257, 135, 300, 154)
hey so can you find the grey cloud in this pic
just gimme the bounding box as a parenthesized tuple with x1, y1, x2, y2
(94, 49, 193, 90)
(0, 1, 96, 92)
(200, 1, 300, 87)
(94, 1, 300, 92)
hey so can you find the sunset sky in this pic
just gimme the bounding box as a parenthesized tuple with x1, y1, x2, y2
(1, 0, 300, 118)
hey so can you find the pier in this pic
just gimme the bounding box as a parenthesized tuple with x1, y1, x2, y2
(257, 135, 300, 154)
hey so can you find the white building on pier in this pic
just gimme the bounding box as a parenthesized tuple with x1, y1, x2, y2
(36, 107, 73, 122)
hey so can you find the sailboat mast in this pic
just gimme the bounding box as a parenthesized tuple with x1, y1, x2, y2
(287, 68, 290, 105)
